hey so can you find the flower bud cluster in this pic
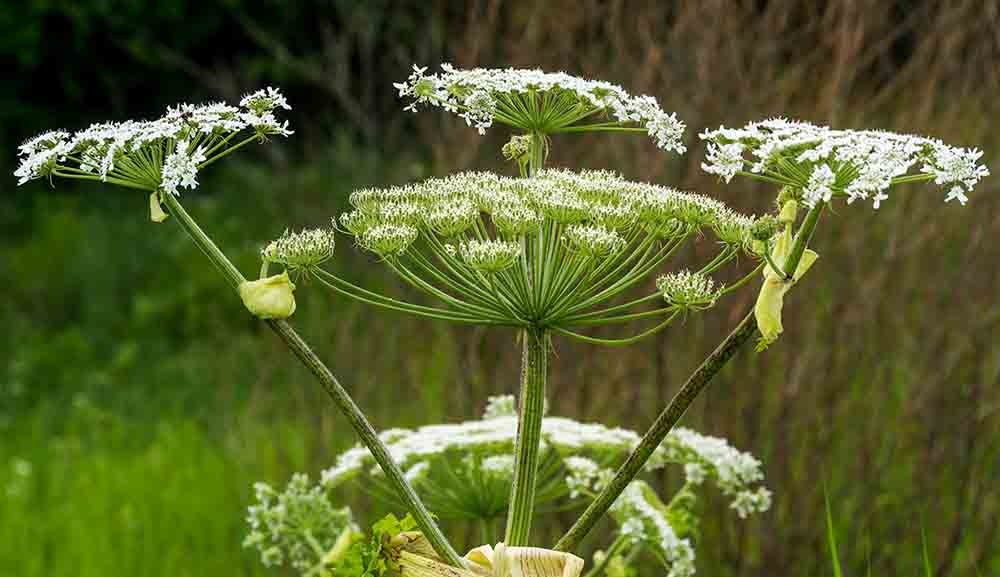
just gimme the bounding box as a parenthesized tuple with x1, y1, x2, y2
(700, 118, 989, 208)
(458, 239, 522, 272)
(339, 169, 760, 260)
(262, 225, 338, 271)
(657, 270, 722, 310)
(394, 64, 686, 153)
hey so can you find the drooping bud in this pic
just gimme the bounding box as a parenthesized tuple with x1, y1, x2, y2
(240, 271, 297, 319)
(502, 134, 533, 175)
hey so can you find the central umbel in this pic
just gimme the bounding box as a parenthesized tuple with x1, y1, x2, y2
(310, 138, 762, 544)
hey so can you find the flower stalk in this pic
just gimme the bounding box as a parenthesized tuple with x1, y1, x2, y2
(504, 129, 548, 546)
(160, 193, 464, 567)
(504, 329, 548, 545)
(554, 203, 824, 553)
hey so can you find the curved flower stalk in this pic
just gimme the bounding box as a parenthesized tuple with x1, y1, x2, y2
(554, 120, 988, 554)
(14, 90, 465, 567)
(700, 118, 989, 208)
(246, 396, 770, 577)
(395, 65, 686, 153)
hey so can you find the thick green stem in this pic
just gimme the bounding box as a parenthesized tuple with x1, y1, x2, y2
(554, 204, 825, 553)
(160, 193, 463, 567)
(504, 329, 548, 545)
(528, 132, 544, 177)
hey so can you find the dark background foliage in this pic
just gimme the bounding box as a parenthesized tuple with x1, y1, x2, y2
(1, 2, 998, 576)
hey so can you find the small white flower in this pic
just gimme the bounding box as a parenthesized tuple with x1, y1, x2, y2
(481, 455, 515, 476)
(701, 142, 745, 183)
(802, 164, 836, 208)
(240, 86, 292, 112)
(483, 395, 517, 419)
(683, 463, 706, 486)
(945, 185, 969, 206)
(160, 140, 207, 196)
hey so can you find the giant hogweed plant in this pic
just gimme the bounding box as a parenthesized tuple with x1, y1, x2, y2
(15, 64, 988, 577)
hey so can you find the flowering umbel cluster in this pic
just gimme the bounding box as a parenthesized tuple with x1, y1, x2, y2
(244, 474, 357, 574)
(313, 169, 764, 340)
(700, 118, 989, 208)
(15, 87, 293, 220)
(395, 65, 687, 152)
(246, 396, 770, 577)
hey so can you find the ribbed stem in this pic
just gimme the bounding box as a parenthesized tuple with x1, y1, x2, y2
(160, 193, 463, 567)
(528, 132, 544, 177)
(504, 329, 548, 545)
(554, 203, 825, 553)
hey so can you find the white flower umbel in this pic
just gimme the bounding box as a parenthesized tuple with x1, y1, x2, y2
(610, 482, 696, 577)
(700, 118, 989, 208)
(249, 395, 768, 577)
(15, 88, 294, 214)
(243, 474, 356, 574)
(160, 140, 208, 196)
(395, 64, 687, 153)
(309, 394, 769, 528)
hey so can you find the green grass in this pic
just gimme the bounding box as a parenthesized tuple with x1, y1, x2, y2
(0, 402, 280, 577)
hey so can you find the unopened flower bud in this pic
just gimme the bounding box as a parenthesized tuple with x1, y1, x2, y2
(240, 271, 297, 319)
(750, 215, 779, 241)
(778, 199, 798, 225)
(502, 134, 532, 163)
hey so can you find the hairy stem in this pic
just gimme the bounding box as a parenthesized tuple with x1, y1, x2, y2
(554, 203, 824, 553)
(505, 329, 548, 545)
(160, 193, 463, 567)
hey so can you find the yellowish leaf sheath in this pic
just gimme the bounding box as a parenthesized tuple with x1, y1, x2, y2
(240, 271, 297, 319)
(149, 192, 169, 223)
